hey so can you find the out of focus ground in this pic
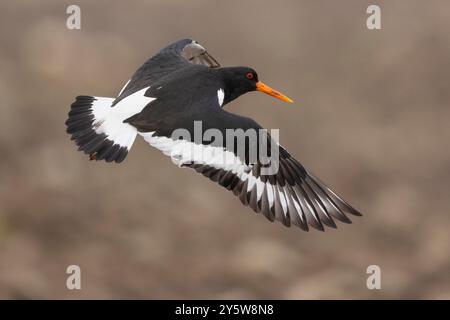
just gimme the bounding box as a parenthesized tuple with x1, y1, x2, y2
(0, 1, 449, 299)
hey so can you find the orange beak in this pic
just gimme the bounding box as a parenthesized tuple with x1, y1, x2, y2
(256, 81, 293, 103)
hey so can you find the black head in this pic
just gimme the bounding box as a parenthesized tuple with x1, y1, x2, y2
(219, 67, 258, 104)
(218, 67, 293, 106)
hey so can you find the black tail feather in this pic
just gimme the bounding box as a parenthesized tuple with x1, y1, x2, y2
(66, 96, 129, 163)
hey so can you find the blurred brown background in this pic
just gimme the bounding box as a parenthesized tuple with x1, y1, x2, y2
(0, 0, 449, 299)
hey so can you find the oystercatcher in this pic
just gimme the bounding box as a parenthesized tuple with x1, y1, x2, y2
(66, 39, 361, 231)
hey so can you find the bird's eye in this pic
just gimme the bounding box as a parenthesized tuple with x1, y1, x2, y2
(246, 72, 254, 80)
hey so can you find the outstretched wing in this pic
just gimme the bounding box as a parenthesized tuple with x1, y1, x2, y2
(187, 150, 362, 231)
(114, 39, 220, 105)
(138, 110, 362, 232)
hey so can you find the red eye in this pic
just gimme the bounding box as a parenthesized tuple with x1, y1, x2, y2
(246, 72, 254, 79)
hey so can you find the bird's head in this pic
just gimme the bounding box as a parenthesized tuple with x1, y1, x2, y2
(219, 67, 293, 105)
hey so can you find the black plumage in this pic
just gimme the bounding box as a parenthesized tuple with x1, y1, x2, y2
(65, 38, 361, 232)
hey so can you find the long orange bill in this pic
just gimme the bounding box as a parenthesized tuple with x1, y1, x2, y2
(256, 81, 293, 103)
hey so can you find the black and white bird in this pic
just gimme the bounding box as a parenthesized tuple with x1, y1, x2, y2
(66, 39, 361, 232)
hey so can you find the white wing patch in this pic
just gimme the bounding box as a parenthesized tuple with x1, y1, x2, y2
(139, 132, 250, 174)
(112, 86, 155, 120)
(139, 132, 282, 207)
(217, 88, 224, 107)
(91, 86, 155, 148)
(138, 132, 294, 209)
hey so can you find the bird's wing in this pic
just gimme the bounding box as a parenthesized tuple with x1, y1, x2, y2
(138, 110, 361, 232)
(114, 39, 220, 105)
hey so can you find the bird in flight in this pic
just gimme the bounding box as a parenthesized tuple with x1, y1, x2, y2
(66, 39, 361, 232)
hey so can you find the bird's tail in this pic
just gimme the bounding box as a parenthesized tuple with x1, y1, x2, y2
(65, 96, 137, 163)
